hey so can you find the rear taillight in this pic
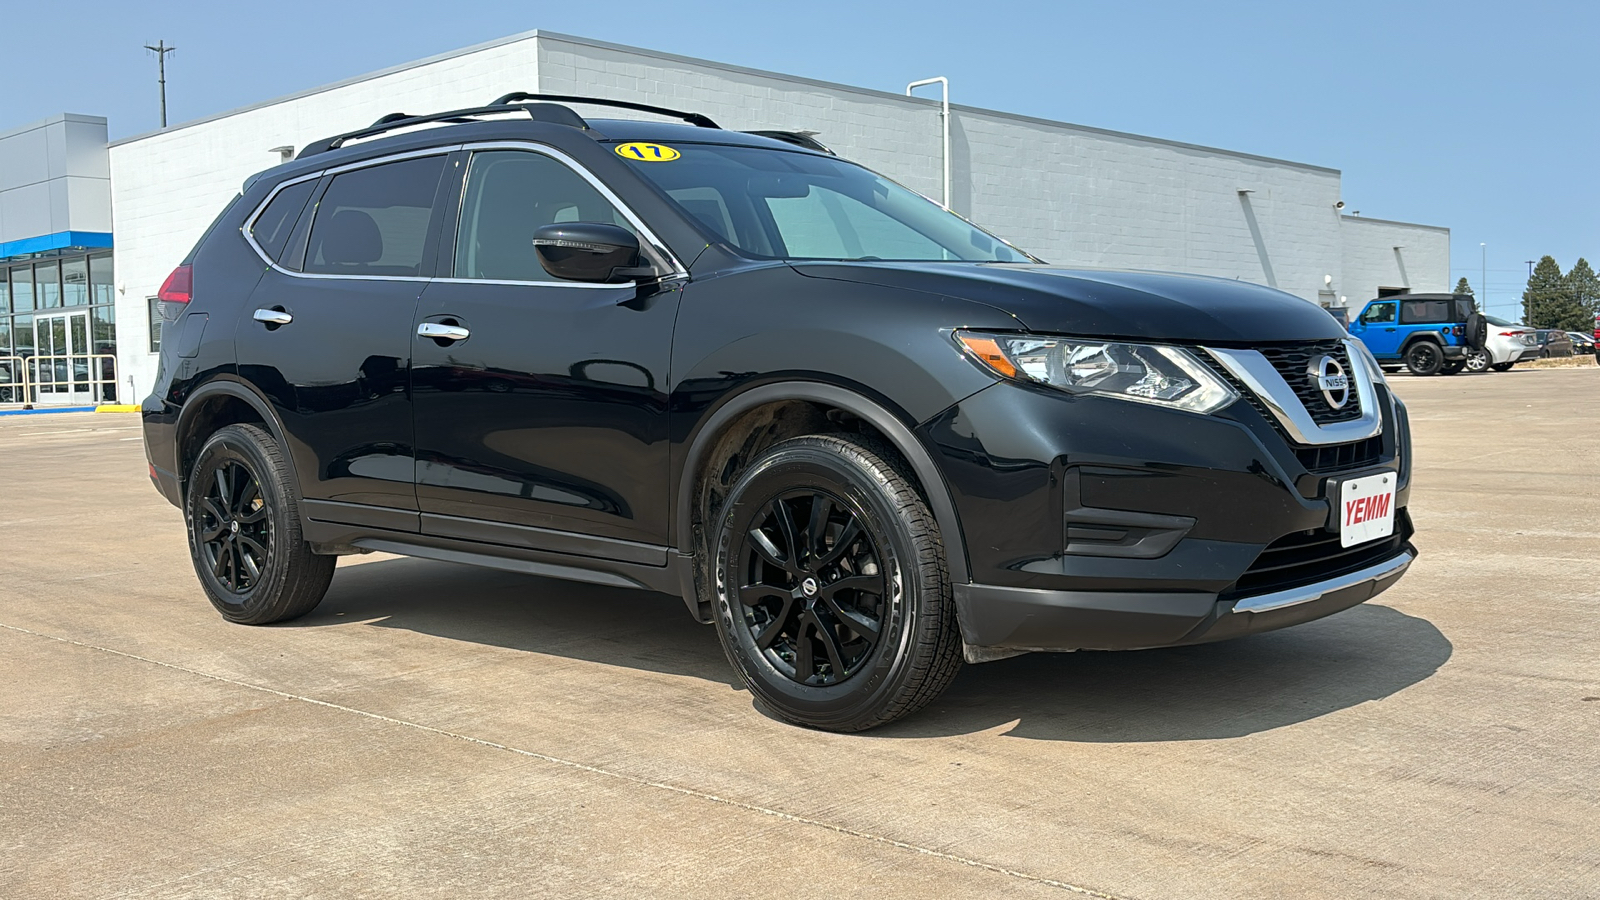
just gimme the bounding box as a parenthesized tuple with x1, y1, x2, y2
(1498, 331, 1522, 337)
(1452, 325, 1464, 337)
(156, 265, 192, 321)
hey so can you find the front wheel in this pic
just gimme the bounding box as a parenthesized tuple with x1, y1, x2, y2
(1404, 341, 1444, 376)
(186, 424, 336, 624)
(709, 434, 963, 732)
(1463, 349, 1490, 373)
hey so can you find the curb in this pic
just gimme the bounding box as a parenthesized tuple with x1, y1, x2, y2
(0, 405, 98, 417)
(95, 404, 142, 413)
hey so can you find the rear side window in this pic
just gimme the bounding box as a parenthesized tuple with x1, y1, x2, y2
(305, 156, 446, 277)
(1399, 299, 1451, 324)
(249, 180, 317, 263)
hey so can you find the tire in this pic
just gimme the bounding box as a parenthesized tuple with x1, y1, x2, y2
(1463, 349, 1490, 373)
(1464, 312, 1488, 350)
(708, 433, 962, 732)
(1491, 363, 1515, 372)
(1440, 360, 1466, 375)
(1404, 341, 1444, 376)
(185, 424, 336, 625)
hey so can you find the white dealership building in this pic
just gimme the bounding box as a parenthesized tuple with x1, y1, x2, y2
(5, 30, 1451, 405)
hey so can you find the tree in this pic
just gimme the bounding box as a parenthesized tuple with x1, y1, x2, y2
(1454, 276, 1474, 296)
(1521, 256, 1588, 329)
(1564, 258, 1600, 328)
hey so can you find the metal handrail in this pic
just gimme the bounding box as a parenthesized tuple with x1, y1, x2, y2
(12, 353, 119, 406)
(0, 355, 25, 404)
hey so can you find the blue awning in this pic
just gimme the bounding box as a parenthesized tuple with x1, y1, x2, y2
(0, 231, 113, 261)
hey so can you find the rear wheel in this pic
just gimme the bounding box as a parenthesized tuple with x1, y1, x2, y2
(1491, 363, 1515, 372)
(1404, 341, 1444, 376)
(185, 424, 335, 625)
(709, 434, 963, 732)
(1440, 360, 1466, 375)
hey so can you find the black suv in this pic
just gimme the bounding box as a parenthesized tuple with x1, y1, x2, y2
(143, 95, 1416, 731)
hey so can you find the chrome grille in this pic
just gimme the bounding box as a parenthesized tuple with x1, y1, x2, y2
(1256, 341, 1363, 426)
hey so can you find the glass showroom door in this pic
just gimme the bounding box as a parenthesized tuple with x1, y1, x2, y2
(32, 311, 94, 406)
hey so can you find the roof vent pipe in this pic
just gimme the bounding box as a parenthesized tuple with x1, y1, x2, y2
(905, 77, 950, 209)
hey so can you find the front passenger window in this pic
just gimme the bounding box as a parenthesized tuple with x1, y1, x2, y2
(454, 150, 637, 282)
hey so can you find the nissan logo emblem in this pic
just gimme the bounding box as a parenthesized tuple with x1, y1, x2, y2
(1307, 355, 1351, 409)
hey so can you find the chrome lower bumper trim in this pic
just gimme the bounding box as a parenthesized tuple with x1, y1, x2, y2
(1230, 548, 1415, 614)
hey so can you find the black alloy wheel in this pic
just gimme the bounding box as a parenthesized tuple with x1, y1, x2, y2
(1491, 362, 1516, 372)
(186, 424, 336, 625)
(197, 460, 272, 593)
(710, 433, 963, 732)
(1404, 341, 1443, 376)
(737, 489, 886, 686)
(1440, 360, 1466, 375)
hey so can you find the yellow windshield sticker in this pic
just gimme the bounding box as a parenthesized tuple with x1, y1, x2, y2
(615, 142, 681, 162)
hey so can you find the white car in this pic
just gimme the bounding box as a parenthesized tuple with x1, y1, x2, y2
(1465, 315, 1540, 372)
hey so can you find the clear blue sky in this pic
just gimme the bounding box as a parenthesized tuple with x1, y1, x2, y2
(4, 0, 1590, 317)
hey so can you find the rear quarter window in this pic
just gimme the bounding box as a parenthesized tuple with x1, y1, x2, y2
(249, 180, 317, 263)
(1399, 299, 1451, 324)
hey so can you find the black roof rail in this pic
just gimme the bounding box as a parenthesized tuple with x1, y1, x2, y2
(491, 92, 721, 130)
(296, 102, 590, 159)
(744, 130, 834, 155)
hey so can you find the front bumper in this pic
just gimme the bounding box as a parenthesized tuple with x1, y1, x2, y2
(953, 545, 1414, 653)
(919, 375, 1413, 654)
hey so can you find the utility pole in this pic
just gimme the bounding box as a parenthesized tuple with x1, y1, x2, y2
(1525, 260, 1536, 278)
(1480, 243, 1486, 309)
(145, 40, 175, 128)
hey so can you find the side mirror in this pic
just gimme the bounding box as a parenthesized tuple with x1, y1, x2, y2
(532, 223, 651, 284)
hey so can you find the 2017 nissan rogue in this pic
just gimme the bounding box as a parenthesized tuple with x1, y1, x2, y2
(142, 94, 1416, 731)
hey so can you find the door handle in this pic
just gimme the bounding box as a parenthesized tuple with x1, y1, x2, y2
(417, 322, 471, 342)
(1384, 327, 1396, 332)
(253, 308, 293, 326)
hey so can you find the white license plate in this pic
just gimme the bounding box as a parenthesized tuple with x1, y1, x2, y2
(1336, 472, 1396, 548)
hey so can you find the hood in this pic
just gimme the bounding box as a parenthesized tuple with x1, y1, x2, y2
(792, 262, 1348, 344)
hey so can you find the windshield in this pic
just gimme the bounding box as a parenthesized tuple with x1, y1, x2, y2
(617, 142, 1032, 263)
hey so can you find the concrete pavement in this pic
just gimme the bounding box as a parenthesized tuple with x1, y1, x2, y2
(1, 367, 1596, 898)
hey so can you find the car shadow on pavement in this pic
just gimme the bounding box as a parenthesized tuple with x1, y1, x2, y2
(301, 555, 740, 688)
(301, 557, 1451, 741)
(881, 603, 1451, 742)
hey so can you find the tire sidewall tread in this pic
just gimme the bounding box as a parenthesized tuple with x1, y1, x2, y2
(185, 423, 334, 625)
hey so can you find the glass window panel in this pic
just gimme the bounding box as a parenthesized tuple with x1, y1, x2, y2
(0, 319, 14, 403)
(148, 297, 162, 353)
(0, 267, 9, 315)
(304, 156, 446, 277)
(62, 257, 89, 306)
(12, 315, 33, 356)
(250, 180, 317, 263)
(454, 151, 636, 282)
(91, 305, 116, 355)
(88, 252, 115, 305)
(36, 261, 61, 309)
(11, 266, 33, 312)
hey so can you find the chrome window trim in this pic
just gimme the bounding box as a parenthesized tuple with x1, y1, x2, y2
(435, 140, 687, 287)
(238, 140, 685, 288)
(240, 145, 462, 283)
(1203, 338, 1382, 446)
(1231, 548, 1413, 614)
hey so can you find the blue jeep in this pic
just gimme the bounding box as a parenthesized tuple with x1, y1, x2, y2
(1347, 293, 1487, 376)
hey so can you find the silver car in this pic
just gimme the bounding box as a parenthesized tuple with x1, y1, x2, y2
(1465, 315, 1539, 372)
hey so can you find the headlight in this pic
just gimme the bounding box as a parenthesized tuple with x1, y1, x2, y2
(954, 331, 1238, 414)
